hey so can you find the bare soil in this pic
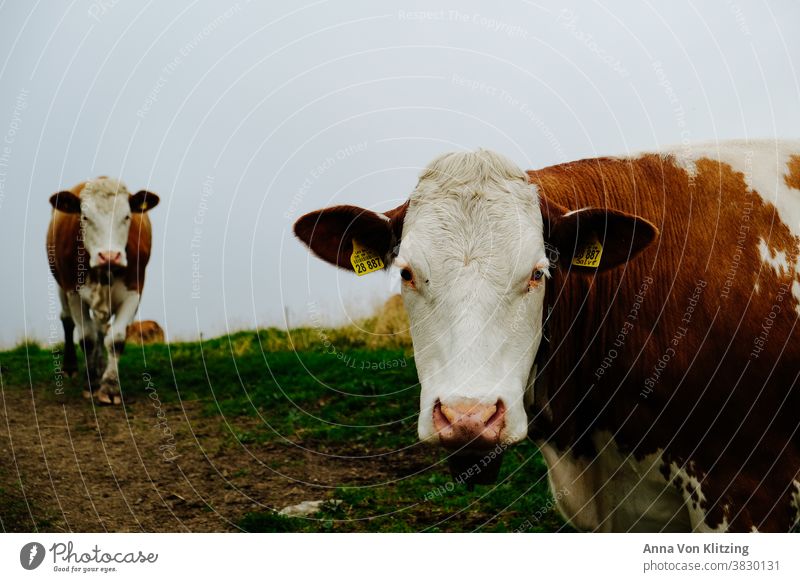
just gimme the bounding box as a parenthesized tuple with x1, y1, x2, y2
(0, 387, 431, 532)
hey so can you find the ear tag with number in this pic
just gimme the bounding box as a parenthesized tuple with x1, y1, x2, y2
(350, 239, 384, 276)
(572, 239, 603, 268)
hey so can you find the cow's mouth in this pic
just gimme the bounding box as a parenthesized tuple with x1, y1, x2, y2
(90, 264, 126, 282)
(445, 450, 506, 490)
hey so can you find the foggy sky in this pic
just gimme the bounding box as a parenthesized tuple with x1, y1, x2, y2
(0, 0, 798, 347)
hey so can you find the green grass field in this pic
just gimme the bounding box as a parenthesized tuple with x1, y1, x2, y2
(0, 323, 568, 532)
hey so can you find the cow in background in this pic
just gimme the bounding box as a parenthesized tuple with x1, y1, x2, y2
(126, 320, 165, 345)
(46, 177, 159, 404)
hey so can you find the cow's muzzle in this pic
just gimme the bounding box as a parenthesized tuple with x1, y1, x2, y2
(96, 251, 123, 266)
(433, 398, 506, 450)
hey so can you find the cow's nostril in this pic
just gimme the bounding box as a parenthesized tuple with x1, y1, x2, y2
(477, 403, 498, 424)
(432, 400, 450, 431)
(436, 399, 504, 427)
(486, 399, 505, 427)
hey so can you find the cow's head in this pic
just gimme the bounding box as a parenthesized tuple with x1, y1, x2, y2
(295, 151, 656, 467)
(50, 177, 159, 269)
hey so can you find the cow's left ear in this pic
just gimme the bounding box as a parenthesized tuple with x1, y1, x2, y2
(129, 190, 160, 213)
(541, 197, 658, 272)
(49, 190, 82, 214)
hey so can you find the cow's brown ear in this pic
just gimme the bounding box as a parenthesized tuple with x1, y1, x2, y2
(294, 202, 407, 271)
(130, 190, 160, 213)
(49, 190, 82, 214)
(541, 198, 657, 272)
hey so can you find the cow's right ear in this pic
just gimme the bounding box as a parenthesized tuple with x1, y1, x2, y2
(293, 202, 407, 271)
(49, 191, 82, 214)
(540, 195, 658, 272)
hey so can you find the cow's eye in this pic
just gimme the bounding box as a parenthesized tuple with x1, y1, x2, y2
(400, 267, 414, 283)
(528, 266, 548, 292)
(124, 215, 131, 221)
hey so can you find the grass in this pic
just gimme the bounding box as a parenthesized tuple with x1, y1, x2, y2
(0, 297, 567, 532)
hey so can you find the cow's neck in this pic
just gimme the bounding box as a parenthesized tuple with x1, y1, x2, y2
(530, 273, 606, 452)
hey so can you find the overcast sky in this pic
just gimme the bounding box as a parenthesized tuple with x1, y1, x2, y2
(0, 0, 798, 347)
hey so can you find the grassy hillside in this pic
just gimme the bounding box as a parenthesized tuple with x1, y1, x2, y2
(0, 297, 566, 532)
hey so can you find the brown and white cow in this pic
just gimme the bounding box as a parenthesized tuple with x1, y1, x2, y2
(46, 177, 159, 404)
(295, 140, 800, 532)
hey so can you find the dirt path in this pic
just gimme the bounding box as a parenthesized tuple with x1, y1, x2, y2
(0, 387, 428, 532)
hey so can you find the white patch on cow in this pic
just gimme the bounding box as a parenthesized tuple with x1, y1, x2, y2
(537, 433, 690, 532)
(758, 237, 790, 275)
(402, 150, 546, 446)
(790, 480, 800, 529)
(667, 141, 800, 271)
(562, 207, 591, 217)
(666, 462, 730, 532)
(108, 280, 141, 343)
(65, 290, 96, 343)
(793, 281, 800, 315)
(537, 441, 601, 531)
(664, 141, 800, 311)
(78, 280, 112, 322)
(78, 177, 133, 268)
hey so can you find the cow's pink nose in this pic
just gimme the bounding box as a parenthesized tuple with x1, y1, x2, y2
(433, 399, 505, 450)
(97, 251, 122, 265)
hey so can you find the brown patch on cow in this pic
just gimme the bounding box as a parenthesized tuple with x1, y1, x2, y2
(784, 155, 800, 191)
(528, 151, 800, 532)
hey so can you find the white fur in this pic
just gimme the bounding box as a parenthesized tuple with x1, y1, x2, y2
(399, 150, 547, 446)
(669, 140, 800, 258)
(538, 433, 689, 532)
(790, 480, 800, 529)
(793, 281, 800, 312)
(66, 290, 96, 344)
(666, 462, 731, 532)
(78, 177, 133, 268)
(758, 237, 790, 275)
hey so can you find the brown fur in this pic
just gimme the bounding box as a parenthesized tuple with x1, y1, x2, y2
(785, 155, 800, 191)
(528, 153, 800, 532)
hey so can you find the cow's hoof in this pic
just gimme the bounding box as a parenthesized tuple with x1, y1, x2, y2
(95, 379, 123, 406)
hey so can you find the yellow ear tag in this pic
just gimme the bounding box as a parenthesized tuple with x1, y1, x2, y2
(572, 239, 603, 268)
(350, 239, 384, 276)
(139, 202, 148, 210)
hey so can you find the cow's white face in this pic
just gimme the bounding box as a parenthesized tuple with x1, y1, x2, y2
(79, 178, 133, 268)
(49, 178, 159, 270)
(396, 151, 547, 448)
(294, 149, 657, 471)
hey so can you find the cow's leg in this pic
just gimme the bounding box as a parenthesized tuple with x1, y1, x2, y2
(58, 288, 77, 377)
(66, 291, 101, 397)
(96, 286, 140, 405)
